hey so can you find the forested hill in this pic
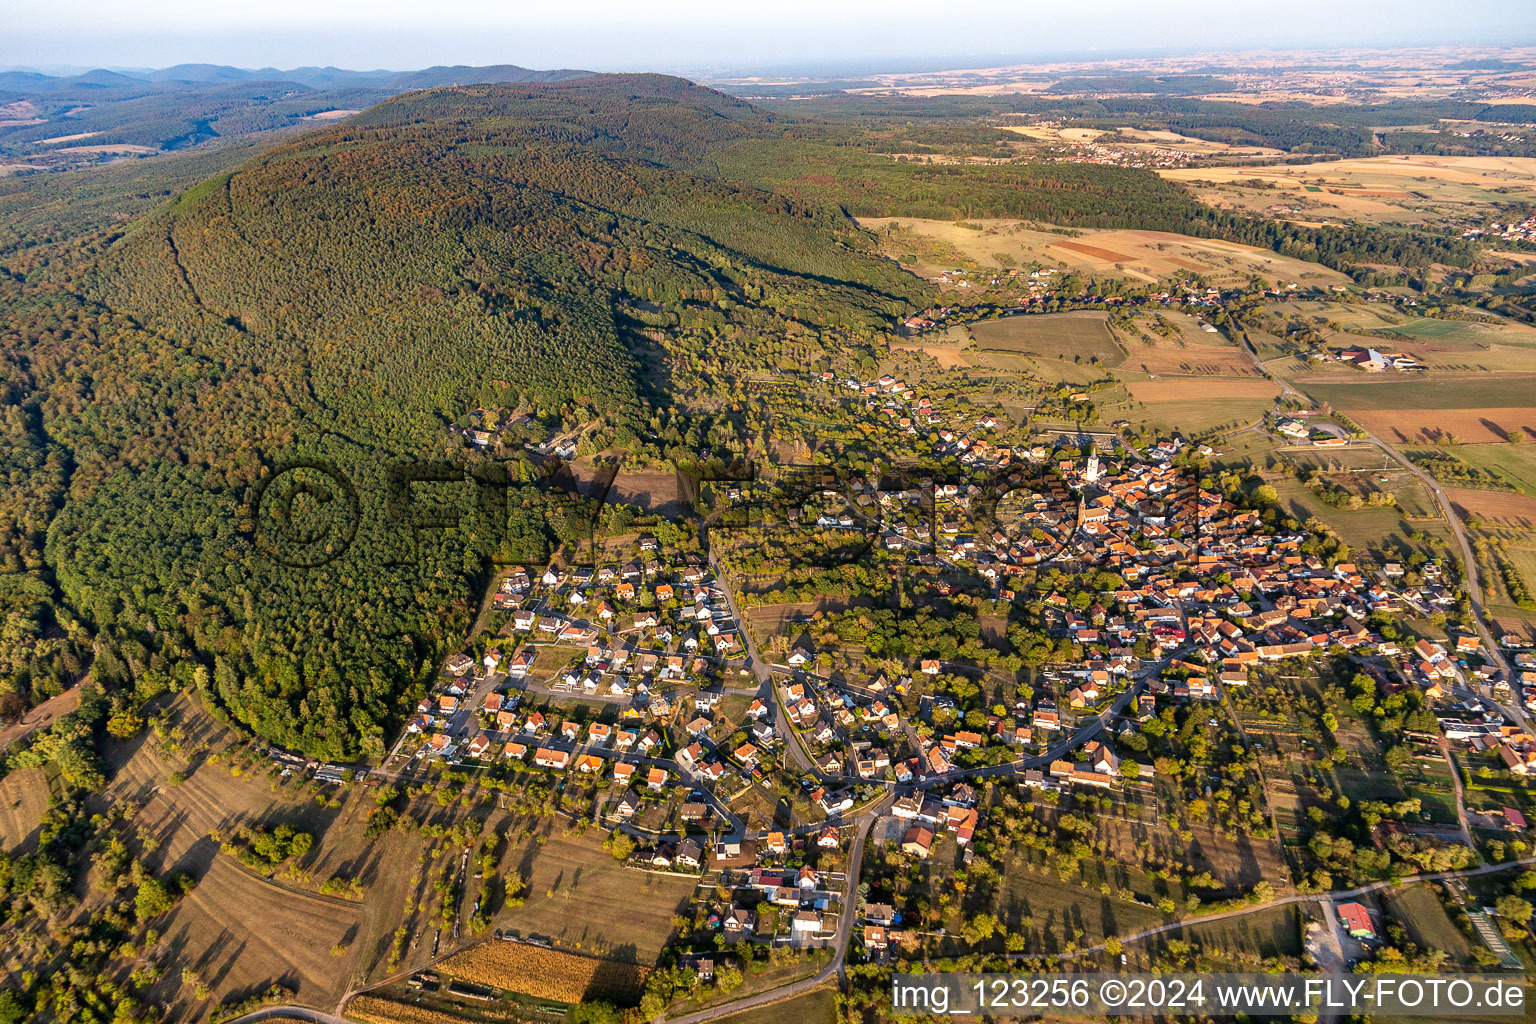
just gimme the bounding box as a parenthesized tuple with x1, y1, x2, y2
(353, 74, 775, 166)
(0, 75, 927, 758)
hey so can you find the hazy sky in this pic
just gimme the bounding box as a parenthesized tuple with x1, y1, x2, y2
(5, 0, 1532, 75)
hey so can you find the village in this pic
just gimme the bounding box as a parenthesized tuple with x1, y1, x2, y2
(343, 350, 1536, 987)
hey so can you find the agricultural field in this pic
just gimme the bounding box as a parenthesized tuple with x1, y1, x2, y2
(0, 765, 50, 854)
(858, 216, 1347, 286)
(148, 856, 364, 1021)
(1349, 407, 1536, 446)
(439, 939, 648, 1004)
(1297, 374, 1536, 446)
(969, 311, 1125, 366)
(1446, 487, 1536, 530)
(1300, 373, 1536, 413)
(494, 828, 698, 962)
(1121, 380, 1278, 436)
(1161, 155, 1536, 226)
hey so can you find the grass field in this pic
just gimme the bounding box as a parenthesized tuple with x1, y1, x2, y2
(96, 696, 380, 1017)
(1454, 444, 1536, 496)
(1380, 316, 1536, 344)
(1137, 903, 1310, 966)
(150, 856, 364, 1019)
(1000, 869, 1167, 952)
(969, 312, 1124, 366)
(1269, 478, 1450, 558)
(1299, 374, 1536, 412)
(1383, 883, 1479, 963)
(711, 986, 837, 1024)
(1268, 300, 1408, 332)
(1120, 381, 1277, 436)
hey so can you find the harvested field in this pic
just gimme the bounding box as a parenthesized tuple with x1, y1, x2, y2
(1446, 487, 1536, 530)
(969, 312, 1124, 366)
(1348, 408, 1536, 446)
(0, 766, 50, 854)
(1163, 155, 1536, 226)
(495, 828, 695, 962)
(147, 857, 362, 1018)
(440, 940, 647, 1004)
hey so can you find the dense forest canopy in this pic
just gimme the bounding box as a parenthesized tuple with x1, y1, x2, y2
(0, 76, 929, 757)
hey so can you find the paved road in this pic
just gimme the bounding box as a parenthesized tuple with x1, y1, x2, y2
(704, 525, 827, 783)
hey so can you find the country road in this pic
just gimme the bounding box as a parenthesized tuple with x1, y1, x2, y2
(0, 673, 89, 753)
(225, 1006, 351, 1024)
